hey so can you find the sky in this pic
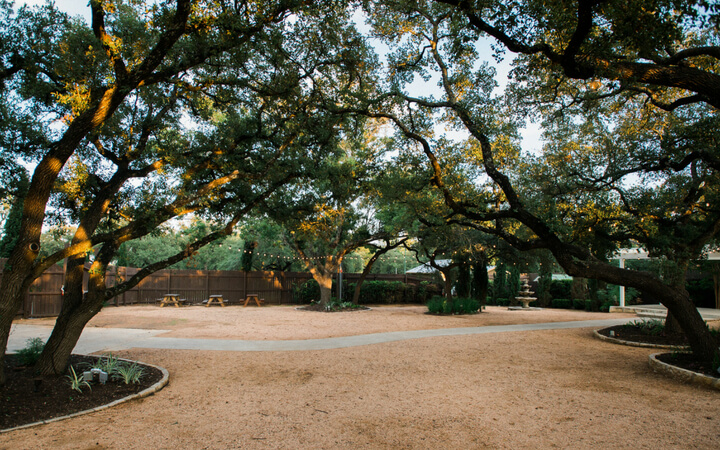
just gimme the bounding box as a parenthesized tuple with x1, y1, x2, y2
(15, 0, 543, 153)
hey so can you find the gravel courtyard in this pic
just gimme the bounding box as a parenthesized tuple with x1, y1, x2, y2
(3, 305, 719, 449)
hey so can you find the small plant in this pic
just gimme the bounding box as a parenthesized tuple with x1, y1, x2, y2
(115, 362, 146, 385)
(66, 366, 91, 393)
(15, 337, 45, 366)
(92, 353, 121, 378)
(427, 296, 444, 314)
(625, 319, 665, 336)
(324, 297, 363, 311)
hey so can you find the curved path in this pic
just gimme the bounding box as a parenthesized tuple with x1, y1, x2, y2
(9, 318, 632, 354)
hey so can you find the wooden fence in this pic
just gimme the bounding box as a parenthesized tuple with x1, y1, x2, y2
(0, 259, 432, 318)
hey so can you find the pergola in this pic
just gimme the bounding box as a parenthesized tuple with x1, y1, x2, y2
(615, 248, 720, 307)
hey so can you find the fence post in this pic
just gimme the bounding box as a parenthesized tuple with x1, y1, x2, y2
(242, 271, 247, 301)
(206, 270, 210, 301)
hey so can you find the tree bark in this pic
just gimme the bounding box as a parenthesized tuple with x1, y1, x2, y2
(471, 257, 488, 307)
(34, 253, 92, 375)
(311, 267, 334, 308)
(352, 258, 377, 305)
(0, 273, 36, 385)
(34, 291, 104, 376)
(664, 311, 683, 335)
(440, 268, 454, 302)
(555, 253, 720, 366)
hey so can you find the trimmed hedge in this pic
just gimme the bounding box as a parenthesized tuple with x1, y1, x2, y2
(427, 296, 480, 315)
(548, 280, 572, 300)
(293, 279, 441, 304)
(551, 298, 572, 309)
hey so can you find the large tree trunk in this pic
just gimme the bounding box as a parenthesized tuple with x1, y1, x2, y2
(553, 253, 720, 366)
(471, 258, 488, 307)
(310, 266, 334, 308)
(34, 253, 92, 375)
(34, 291, 104, 376)
(352, 253, 382, 305)
(0, 274, 34, 385)
(661, 287, 718, 365)
(0, 88, 154, 385)
(440, 269, 453, 302)
(665, 311, 683, 335)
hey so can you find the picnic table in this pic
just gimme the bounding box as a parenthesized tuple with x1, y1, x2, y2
(243, 294, 265, 307)
(206, 294, 226, 307)
(160, 293, 186, 308)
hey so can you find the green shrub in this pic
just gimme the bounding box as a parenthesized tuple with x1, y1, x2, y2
(585, 299, 592, 311)
(427, 295, 445, 314)
(551, 298, 572, 309)
(293, 279, 320, 304)
(496, 298, 510, 307)
(572, 299, 585, 310)
(15, 337, 45, 366)
(426, 296, 479, 315)
(417, 281, 441, 303)
(600, 300, 618, 312)
(549, 280, 572, 299)
(294, 279, 441, 305)
(357, 280, 408, 304)
(455, 297, 480, 314)
(624, 319, 665, 335)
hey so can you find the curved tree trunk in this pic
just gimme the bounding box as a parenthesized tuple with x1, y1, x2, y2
(664, 311, 683, 335)
(34, 291, 104, 376)
(352, 239, 408, 304)
(34, 253, 92, 375)
(660, 287, 718, 365)
(352, 252, 382, 305)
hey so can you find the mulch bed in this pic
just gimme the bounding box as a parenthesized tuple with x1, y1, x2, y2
(597, 325, 691, 347)
(597, 325, 720, 378)
(1, 354, 163, 431)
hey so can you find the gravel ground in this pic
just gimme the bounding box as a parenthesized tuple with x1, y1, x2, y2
(3, 305, 720, 449)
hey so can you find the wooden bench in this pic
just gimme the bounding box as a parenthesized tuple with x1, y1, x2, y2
(206, 294, 226, 307)
(159, 294, 187, 307)
(243, 294, 265, 307)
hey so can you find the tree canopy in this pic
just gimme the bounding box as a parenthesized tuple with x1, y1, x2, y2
(1, 0, 720, 380)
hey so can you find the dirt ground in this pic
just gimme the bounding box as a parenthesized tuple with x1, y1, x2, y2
(3, 305, 720, 449)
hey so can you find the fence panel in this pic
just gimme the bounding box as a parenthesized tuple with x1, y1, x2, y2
(0, 257, 433, 318)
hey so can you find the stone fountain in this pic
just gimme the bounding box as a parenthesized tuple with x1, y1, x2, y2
(509, 279, 541, 310)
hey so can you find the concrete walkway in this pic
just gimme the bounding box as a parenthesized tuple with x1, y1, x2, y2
(8, 318, 633, 354)
(610, 304, 720, 320)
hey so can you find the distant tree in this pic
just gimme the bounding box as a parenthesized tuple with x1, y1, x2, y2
(240, 240, 257, 272)
(471, 254, 489, 306)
